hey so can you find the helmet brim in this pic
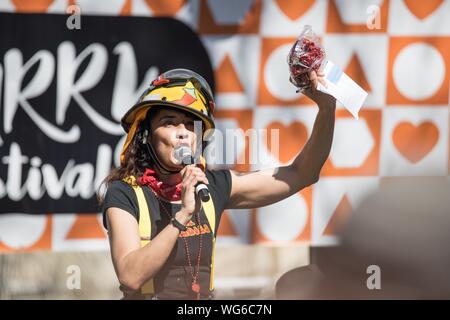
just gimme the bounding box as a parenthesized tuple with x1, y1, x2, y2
(121, 100, 215, 138)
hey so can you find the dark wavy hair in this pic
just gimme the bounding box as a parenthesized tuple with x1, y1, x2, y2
(97, 107, 161, 204)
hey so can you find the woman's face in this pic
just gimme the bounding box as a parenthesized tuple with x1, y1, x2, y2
(149, 108, 200, 170)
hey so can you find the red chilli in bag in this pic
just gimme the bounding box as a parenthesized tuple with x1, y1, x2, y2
(287, 25, 326, 91)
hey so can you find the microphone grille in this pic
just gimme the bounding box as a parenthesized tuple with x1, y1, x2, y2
(173, 145, 193, 165)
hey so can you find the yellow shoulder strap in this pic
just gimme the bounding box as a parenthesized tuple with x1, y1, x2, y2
(122, 176, 154, 295)
(123, 176, 218, 294)
(201, 197, 216, 291)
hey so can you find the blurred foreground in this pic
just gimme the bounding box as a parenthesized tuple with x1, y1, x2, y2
(0, 244, 308, 300)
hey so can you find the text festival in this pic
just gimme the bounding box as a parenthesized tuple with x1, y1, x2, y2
(0, 41, 158, 202)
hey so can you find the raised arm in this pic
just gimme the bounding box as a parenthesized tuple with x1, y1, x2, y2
(227, 71, 336, 209)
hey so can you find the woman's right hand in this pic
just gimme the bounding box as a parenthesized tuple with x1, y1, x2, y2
(175, 165, 209, 225)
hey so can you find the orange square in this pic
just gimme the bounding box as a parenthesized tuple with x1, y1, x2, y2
(326, 0, 390, 33)
(321, 109, 381, 176)
(258, 37, 316, 106)
(387, 37, 450, 105)
(264, 118, 310, 165)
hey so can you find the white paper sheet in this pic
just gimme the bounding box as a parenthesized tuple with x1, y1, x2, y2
(316, 60, 368, 119)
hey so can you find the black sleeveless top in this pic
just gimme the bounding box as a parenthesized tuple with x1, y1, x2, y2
(102, 169, 232, 299)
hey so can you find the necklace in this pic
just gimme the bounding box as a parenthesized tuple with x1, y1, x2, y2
(150, 188, 203, 300)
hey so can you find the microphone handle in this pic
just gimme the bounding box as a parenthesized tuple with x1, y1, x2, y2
(185, 157, 210, 202)
(195, 182, 210, 202)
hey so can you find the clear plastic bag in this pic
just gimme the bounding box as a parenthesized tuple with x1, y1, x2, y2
(287, 25, 326, 91)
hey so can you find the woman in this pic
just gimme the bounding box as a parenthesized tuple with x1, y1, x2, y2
(99, 68, 336, 300)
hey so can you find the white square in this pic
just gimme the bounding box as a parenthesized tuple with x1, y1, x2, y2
(52, 214, 109, 251)
(322, 34, 389, 108)
(202, 35, 261, 109)
(388, 0, 450, 36)
(216, 208, 252, 245)
(312, 177, 380, 246)
(260, 0, 327, 37)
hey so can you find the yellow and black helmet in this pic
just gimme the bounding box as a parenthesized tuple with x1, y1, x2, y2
(121, 68, 215, 134)
(120, 68, 215, 165)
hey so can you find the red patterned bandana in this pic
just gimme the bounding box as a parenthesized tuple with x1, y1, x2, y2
(138, 168, 182, 202)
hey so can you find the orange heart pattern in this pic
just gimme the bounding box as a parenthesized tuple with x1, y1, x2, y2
(144, 0, 185, 16)
(393, 122, 439, 164)
(403, 0, 444, 20)
(266, 121, 308, 164)
(11, 0, 54, 12)
(274, 0, 316, 21)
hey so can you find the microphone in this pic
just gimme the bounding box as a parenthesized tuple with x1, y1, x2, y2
(173, 145, 210, 202)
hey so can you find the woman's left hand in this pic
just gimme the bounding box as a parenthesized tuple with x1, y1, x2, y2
(301, 70, 336, 111)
